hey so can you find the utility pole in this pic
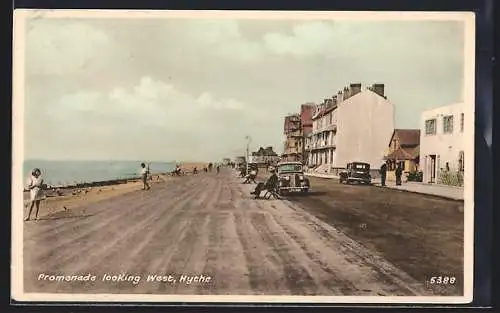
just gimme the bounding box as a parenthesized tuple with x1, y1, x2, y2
(245, 135, 251, 175)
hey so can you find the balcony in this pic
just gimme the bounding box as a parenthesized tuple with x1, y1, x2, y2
(283, 147, 301, 155)
(308, 139, 336, 151)
(285, 129, 302, 137)
(312, 123, 337, 135)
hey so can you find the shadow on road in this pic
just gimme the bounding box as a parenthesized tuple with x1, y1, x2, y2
(36, 213, 95, 221)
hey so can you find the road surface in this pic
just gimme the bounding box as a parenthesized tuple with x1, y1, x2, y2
(23, 168, 434, 296)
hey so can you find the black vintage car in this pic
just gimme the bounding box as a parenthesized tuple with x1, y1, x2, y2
(276, 161, 310, 194)
(339, 162, 372, 184)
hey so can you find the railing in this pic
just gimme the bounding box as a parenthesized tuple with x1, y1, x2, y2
(437, 171, 464, 187)
(312, 123, 337, 135)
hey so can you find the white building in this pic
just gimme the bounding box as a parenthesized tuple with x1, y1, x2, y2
(308, 83, 395, 174)
(419, 102, 465, 184)
(308, 99, 337, 173)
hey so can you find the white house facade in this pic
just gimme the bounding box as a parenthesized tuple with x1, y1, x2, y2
(419, 102, 465, 185)
(308, 101, 337, 173)
(307, 83, 395, 174)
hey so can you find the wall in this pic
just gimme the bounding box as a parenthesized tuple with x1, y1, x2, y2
(335, 90, 395, 169)
(386, 160, 418, 181)
(300, 104, 314, 133)
(419, 103, 465, 183)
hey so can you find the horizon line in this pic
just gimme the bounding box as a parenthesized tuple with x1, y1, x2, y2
(22, 158, 217, 164)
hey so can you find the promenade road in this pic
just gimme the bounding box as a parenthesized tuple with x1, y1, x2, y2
(22, 168, 453, 296)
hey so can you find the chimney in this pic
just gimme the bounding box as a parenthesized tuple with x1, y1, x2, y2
(371, 83, 385, 98)
(349, 83, 362, 97)
(337, 90, 343, 102)
(344, 86, 351, 100)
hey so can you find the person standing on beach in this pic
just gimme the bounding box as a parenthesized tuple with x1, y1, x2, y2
(24, 168, 45, 221)
(140, 163, 150, 190)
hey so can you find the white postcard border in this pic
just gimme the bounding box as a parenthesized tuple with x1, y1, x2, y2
(11, 9, 476, 304)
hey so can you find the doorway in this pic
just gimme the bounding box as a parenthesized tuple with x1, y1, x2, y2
(428, 155, 436, 183)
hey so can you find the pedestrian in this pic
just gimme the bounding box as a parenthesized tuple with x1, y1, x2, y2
(216, 164, 220, 174)
(379, 162, 387, 186)
(140, 162, 150, 190)
(395, 163, 403, 186)
(24, 168, 45, 221)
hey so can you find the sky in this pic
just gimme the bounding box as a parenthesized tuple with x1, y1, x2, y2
(21, 14, 466, 162)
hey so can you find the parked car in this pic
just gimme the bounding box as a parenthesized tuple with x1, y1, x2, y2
(276, 161, 310, 195)
(339, 162, 372, 184)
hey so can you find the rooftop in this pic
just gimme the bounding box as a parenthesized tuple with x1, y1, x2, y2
(392, 129, 421, 146)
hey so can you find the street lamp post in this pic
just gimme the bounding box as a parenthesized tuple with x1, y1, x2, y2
(245, 135, 252, 175)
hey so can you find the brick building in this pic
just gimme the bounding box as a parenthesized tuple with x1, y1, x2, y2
(282, 104, 314, 163)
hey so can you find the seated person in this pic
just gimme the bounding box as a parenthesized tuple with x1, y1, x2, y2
(243, 168, 258, 183)
(250, 169, 278, 199)
(239, 167, 246, 178)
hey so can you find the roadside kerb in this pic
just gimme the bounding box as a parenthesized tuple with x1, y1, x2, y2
(305, 172, 464, 201)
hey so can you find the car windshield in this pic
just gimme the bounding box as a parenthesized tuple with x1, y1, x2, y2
(352, 163, 369, 170)
(278, 164, 302, 172)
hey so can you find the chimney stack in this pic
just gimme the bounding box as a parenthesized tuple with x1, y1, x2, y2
(371, 83, 385, 98)
(344, 86, 351, 100)
(349, 83, 362, 97)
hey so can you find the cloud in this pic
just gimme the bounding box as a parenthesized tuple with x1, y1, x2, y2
(48, 76, 246, 128)
(178, 19, 464, 62)
(263, 21, 336, 56)
(180, 19, 265, 61)
(25, 20, 115, 76)
(22, 17, 466, 161)
(27, 76, 258, 160)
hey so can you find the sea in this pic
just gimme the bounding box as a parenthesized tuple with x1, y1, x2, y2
(22, 160, 177, 186)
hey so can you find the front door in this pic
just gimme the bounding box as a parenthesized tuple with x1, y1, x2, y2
(429, 155, 436, 183)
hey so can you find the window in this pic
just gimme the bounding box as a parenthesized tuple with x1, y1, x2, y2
(460, 113, 464, 132)
(443, 115, 454, 134)
(425, 119, 436, 135)
(458, 151, 464, 172)
(353, 163, 369, 169)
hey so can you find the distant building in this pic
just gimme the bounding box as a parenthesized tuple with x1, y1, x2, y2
(234, 156, 246, 166)
(419, 102, 465, 186)
(282, 104, 314, 163)
(307, 83, 395, 175)
(251, 146, 280, 165)
(384, 129, 421, 181)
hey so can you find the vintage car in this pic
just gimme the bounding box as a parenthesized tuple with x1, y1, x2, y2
(339, 162, 372, 184)
(276, 161, 310, 194)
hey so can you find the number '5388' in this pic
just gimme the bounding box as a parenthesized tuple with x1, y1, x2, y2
(429, 276, 456, 284)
